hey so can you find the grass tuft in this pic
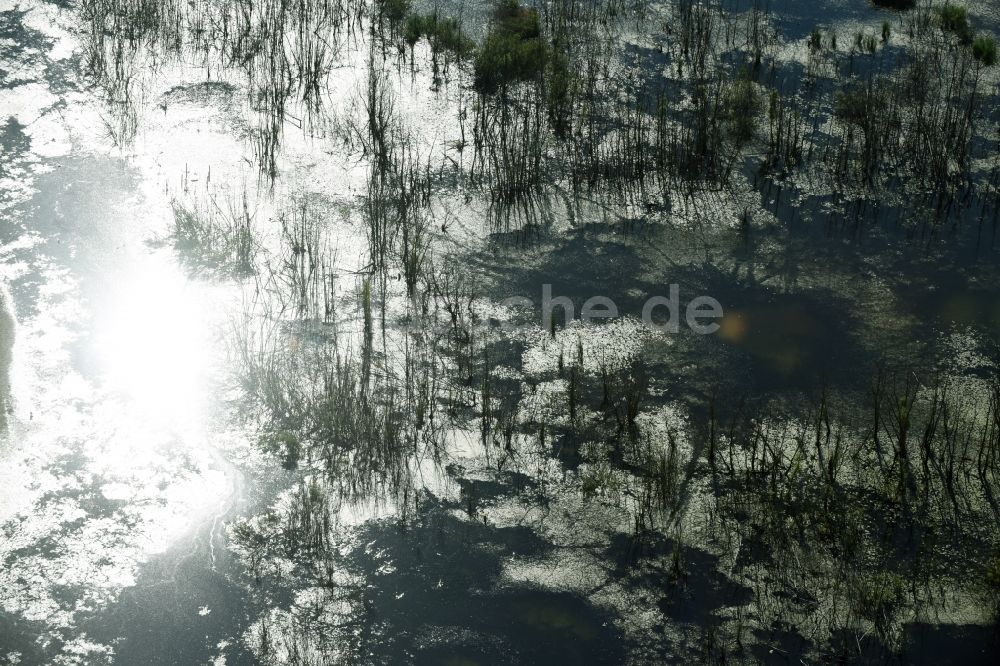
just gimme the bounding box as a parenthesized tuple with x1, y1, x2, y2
(972, 34, 997, 65)
(937, 3, 972, 42)
(473, 0, 548, 94)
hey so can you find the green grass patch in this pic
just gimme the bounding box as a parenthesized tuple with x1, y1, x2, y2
(381, 0, 411, 26)
(404, 11, 474, 57)
(937, 3, 972, 42)
(473, 0, 548, 94)
(972, 34, 997, 65)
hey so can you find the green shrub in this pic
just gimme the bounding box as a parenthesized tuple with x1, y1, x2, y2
(404, 14, 430, 47)
(835, 88, 870, 125)
(493, 0, 542, 40)
(381, 0, 411, 27)
(938, 3, 972, 42)
(473, 0, 548, 94)
(404, 12, 474, 56)
(972, 34, 997, 65)
(433, 16, 474, 56)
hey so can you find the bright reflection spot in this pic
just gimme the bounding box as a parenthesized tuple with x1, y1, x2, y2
(94, 254, 217, 435)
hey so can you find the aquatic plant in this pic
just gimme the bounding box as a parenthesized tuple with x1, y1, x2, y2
(171, 190, 257, 276)
(379, 0, 411, 28)
(581, 461, 623, 499)
(82, 0, 360, 179)
(764, 89, 805, 173)
(67, 1, 1000, 662)
(725, 67, 760, 148)
(426, 254, 478, 345)
(473, 0, 548, 94)
(404, 11, 474, 57)
(937, 2, 972, 42)
(809, 27, 822, 52)
(972, 34, 997, 66)
(471, 88, 546, 206)
(544, 45, 575, 139)
(278, 202, 336, 321)
(233, 316, 435, 509)
(674, 0, 717, 78)
(834, 88, 870, 126)
(260, 431, 302, 470)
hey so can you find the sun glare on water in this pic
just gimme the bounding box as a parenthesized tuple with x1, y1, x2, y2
(94, 254, 219, 436)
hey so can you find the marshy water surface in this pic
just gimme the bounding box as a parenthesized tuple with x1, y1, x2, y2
(2, 0, 1000, 663)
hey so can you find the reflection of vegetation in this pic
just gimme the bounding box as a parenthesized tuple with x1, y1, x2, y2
(82, 0, 354, 179)
(80, 0, 1000, 207)
(725, 67, 760, 147)
(277, 202, 336, 321)
(937, 3, 970, 36)
(404, 12, 474, 57)
(73, 0, 1000, 662)
(379, 0, 410, 27)
(809, 27, 822, 52)
(171, 192, 256, 276)
(545, 46, 575, 138)
(985, 556, 1000, 618)
(972, 35, 997, 66)
(834, 87, 870, 125)
(260, 430, 301, 470)
(233, 330, 434, 506)
(474, 0, 548, 94)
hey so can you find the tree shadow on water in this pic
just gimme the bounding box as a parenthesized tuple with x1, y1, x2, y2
(348, 494, 626, 664)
